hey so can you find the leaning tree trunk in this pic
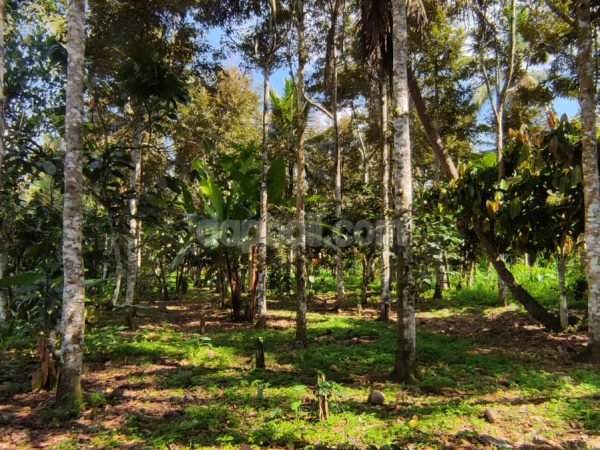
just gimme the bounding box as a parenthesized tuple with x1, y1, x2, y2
(380, 78, 391, 321)
(407, 67, 562, 331)
(576, 0, 600, 360)
(256, 66, 270, 328)
(56, 0, 86, 408)
(125, 127, 142, 327)
(391, 0, 417, 383)
(294, 0, 308, 346)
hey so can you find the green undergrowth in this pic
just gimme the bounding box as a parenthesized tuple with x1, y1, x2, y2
(73, 300, 599, 449)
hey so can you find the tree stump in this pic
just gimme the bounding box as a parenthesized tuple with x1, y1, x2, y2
(199, 314, 206, 335)
(315, 372, 330, 420)
(255, 337, 265, 369)
(32, 335, 58, 392)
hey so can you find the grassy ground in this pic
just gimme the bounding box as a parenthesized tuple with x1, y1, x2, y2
(0, 276, 599, 449)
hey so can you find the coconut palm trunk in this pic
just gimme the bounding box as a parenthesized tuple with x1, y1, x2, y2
(576, 0, 600, 360)
(294, 0, 308, 346)
(56, 0, 86, 407)
(391, 0, 417, 383)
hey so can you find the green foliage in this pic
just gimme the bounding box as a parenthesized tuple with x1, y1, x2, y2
(448, 117, 584, 258)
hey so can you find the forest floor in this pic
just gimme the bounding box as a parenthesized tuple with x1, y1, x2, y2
(0, 289, 599, 449)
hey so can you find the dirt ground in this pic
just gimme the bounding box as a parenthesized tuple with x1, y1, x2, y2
(0, 296, 599, 449)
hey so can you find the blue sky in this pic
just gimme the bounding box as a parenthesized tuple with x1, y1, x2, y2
(206, 27, 288, 93)
(206, 27, 580, 131)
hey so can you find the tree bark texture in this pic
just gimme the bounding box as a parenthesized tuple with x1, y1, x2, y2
(391, 0, 417, 383)
(56, 0, 86, 408)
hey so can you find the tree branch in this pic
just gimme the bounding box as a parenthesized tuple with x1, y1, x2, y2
(304, 94, 333, 119)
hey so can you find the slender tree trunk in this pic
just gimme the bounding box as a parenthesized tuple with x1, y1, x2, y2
(294, 0, 308, 346)
(287, 245, 294, 293)
(287, 161, 294, 200)
(125, 126, 142, 326)
(0, 0, 4, 186)
(433, 255, 448, 300)
(330, 10, 344, 309)
(361, 254, 372, 309)
(110, 231, 123, 307)
(524, 252, 536, 267)
(391, 0, 417, 383)
(256, 67, 270, 328)
(226, 254, 242, 322)
(558, 250, 568, 330)
(356, 126, 370, 184)
(247, 246, 258, 321)
(407, 67, 562, 331)
(496, 108, 505, 179)
(576, 0, 600, 360)
(0, 0, 7, 332)
(380, 79, 391, 321)
(56, 0, 86, 408)
(0, 251, 8, 331)
(218, 264, 227, 309)
(495, 111, 509, 306)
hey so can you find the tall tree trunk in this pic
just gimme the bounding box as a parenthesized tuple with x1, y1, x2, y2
(110, 231, 124, 307)
(125, 127, 142, 326)
(294, 0, 308, 346)
(391, 0, 417, 383)
(329, 0, 344, 309)
(576, 0, 600, 360)
(56, 0, 86, 408)
(495, 103, 509, 307)
(0, 251, 8, 331)
(557, 249, 568, 330)
(407, 67, 562, 331)
(0, 0, 4, 186)
(481, 0, 518, 306)
(256, 66, 270, 328)
(0, 0, 7, 332)
(380, 79, 391, 321)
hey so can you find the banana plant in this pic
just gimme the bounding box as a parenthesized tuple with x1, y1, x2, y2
(176, 143, 285, 321)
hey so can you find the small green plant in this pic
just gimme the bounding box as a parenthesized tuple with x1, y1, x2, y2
(86, 391, 108, 408)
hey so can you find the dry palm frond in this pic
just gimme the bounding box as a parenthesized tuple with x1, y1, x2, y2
(359, 0, 393, 74)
